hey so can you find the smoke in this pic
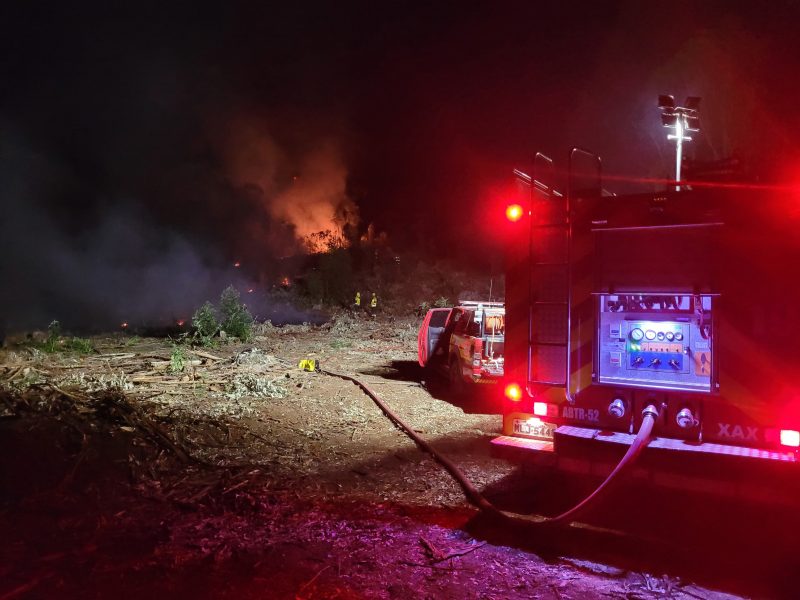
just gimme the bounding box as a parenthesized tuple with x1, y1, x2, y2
(0, 128, 251, 332)
(217, 115, 359, 252)
(0, 109, 361, 332)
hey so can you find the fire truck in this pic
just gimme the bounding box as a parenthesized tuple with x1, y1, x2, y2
(493, 150, 800, 502)
(418, 301, 505, 390)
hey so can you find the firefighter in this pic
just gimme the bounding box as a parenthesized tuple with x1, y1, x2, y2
(354, 291, 361, 309)
(369, 292, 378, 317)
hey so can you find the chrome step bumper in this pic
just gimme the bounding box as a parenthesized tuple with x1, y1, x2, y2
(492, 426, 800, 505)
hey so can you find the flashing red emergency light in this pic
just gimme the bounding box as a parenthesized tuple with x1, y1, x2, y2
(505, 204, 523, 222)
(533, 402, 548, 416)
(780, 429, 800, 448)
(504, 383, 522, 402)
(505, 383, 522, 402)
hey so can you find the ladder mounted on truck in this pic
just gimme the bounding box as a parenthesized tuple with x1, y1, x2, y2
(524, 149, 601, 389)
(528, 152, 568, 386)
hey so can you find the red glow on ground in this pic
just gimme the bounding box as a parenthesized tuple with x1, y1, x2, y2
(120, 322, 128, 329)
(176, 320, 185, 327)
(234, 262, 241, 268)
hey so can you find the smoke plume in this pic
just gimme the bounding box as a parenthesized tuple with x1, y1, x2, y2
(0, 126, 308, 332)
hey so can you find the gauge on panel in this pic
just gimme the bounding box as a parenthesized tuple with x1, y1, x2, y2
(656, 331, 665, 341)
(675, 332, 684, 341)
(665, 331, 675, 341)
(630, 328, 644, 341)
(645, 330, 656, 340)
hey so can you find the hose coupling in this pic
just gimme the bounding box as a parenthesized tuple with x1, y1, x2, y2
(608, 398, 626, 419)
(675, 407, 698, 429)
(641, 404, 660, 420)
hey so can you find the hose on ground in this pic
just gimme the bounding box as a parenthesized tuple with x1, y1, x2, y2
(323, 368, 659, 527)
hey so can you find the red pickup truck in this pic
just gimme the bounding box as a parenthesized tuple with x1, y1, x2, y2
(417, 301, 505, 391)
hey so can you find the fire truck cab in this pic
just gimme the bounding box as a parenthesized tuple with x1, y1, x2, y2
(418, 301, 505, 390)
(494, 151, 800, 503)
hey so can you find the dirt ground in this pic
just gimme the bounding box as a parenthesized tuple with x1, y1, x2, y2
(0, 315, 784, 599)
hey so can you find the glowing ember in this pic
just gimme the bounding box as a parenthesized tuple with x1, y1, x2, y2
(247, 288, 254, 294)
(176, 319, 186, 327)
(121, 322, 128, 329)
(280, 276, 290, 288)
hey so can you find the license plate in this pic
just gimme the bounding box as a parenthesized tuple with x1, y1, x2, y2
(513, 418, 555, 440)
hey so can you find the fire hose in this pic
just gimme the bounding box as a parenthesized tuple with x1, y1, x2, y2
(322, 367, 660, 527)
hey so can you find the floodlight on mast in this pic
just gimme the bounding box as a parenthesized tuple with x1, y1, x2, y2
(658, 95, 701, 191)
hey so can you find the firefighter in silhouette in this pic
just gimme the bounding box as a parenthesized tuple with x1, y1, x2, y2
(354, 291, 361, 309)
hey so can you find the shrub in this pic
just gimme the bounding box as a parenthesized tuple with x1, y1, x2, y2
(65, 337, 94, 354)
(192, 301, 219, 345)
(41, 320, 62, 353)
(39, 320, 93, 354)
(170, 345, 186, 373)
(219, 286, 254, 342)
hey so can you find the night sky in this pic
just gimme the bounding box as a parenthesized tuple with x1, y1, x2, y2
(2, 1, 799, 329)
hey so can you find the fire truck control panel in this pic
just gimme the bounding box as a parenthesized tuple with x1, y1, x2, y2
(597, 294, 713, 393)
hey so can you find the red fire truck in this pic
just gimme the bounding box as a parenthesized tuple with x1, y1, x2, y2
(493, 150, 800, 502)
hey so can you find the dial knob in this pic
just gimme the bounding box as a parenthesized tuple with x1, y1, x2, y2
(665, 331, 675, 341)
(656, 331, 665, 341)
(675, 332, 684, 341)
(630, 328, 644, 341)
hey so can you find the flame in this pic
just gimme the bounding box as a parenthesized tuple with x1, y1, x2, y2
(303, 228, 348, 254)
(219, 118, 358, 254)
(234, 262, 241, 268)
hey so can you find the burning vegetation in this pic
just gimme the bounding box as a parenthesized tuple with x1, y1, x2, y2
(218, 115, 359, 257)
